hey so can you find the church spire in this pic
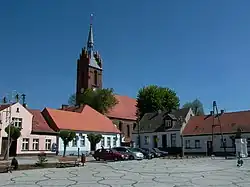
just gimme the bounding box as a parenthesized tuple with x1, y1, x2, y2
(86, 14, 102, 70)
(87, 14, 94, 55)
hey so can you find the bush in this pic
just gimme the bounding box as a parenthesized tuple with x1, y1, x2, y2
(36, 152, 48, 167)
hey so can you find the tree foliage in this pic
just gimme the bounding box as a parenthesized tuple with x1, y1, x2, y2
(59, 130, 76, 157)
(182, 99, 204, 116)
(136, 85, 180, 120)
(87, 133, 103, 151)
(4, 125, 21, 160)
(68, 88, 118, 114)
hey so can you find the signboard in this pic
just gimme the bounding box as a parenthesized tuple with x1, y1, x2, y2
(235, 138, 248, 158)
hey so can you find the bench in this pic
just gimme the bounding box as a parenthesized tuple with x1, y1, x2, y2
(0, 162, 14, 173)
(56, 157, 80, 168)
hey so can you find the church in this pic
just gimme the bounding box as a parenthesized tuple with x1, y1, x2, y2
(61, 18, 137, 145)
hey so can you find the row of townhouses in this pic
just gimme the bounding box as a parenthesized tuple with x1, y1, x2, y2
(132, 108, 250, 155)
(0, 102, 122, 157)
(1, 101, 250, 157)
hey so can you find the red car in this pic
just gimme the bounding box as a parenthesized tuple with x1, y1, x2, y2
(93, 148, 128, 161)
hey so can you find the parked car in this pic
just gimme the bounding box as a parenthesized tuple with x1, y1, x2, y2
(129, 148, 154, 159)
(141, 148, 161, 158)
(93, 148, 129, 161)
(112, 147, 144, 160)
(152, 148, 168, 157)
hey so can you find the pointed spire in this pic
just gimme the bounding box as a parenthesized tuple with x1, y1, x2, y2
(87, 14, 94, 54)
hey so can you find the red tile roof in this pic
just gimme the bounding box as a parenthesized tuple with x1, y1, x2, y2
(107, 95, 137, 121)
(0, 104, 11, 111)
(29, 109, 56, 133)
(182, 110, 250, 136)
(43, 105, 120, 133)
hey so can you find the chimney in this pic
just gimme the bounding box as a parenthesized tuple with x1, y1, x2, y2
(21, 94, 26, 107)
(61, 104, 69, 110)
(220, 110, 224, 114)
(210, 111, 214, 115)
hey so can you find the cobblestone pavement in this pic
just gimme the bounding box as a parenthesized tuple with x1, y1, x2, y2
(0, 157, 250, 187)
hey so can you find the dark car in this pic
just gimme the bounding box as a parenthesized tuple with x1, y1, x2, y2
(129, 147, 154, 159)
(153, 148, 168, 157)
(93, 148, 128, 161)
(142, 148, 161, 158)
(112, 147, 144, 160)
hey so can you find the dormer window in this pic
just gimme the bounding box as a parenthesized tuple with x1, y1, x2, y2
(165, 120, 172, 127)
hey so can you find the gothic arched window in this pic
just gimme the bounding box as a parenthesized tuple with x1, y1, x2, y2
(94, 70, 98, 85)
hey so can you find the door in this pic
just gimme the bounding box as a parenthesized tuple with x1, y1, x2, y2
(162, 135, 167, 148)
(207, 141, 213, 156)
(153, 136, 158, 148)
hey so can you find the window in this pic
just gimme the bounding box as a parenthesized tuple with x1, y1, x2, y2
(118, 122, 122, 131)
(72, 138, 77, 147)
(113, 137, 117, 147)
(195, 140, 200, 148)
(171, 134, 176, 147)
(165, 120, 172, 127)
(45, 139, 52, 150)
(12, 117, 22, 128)
(247, 138, 250, 147)
(107, 137, 111, 147)
(144, 136, 149, 145)
(185, 140, 190, 148)
(127, 125, 130, 137)
(16, 107, 20, 113)
(32, 139, 39, 150)
(22, 138, 29, 150)
(94, 70, 98, 85)
(80, 136, 85, 147)
(221, 138, 227, 147)
(101, 137, 105, 147)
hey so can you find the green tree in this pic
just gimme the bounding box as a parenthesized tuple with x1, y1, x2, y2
(4, 125, 21, 160)
(136, 85, 180, 120)
(68, 88, 118, 114)
(182, 99, 204, 116)
(59, 130, 76, 157)
(87, 133, 103, 151)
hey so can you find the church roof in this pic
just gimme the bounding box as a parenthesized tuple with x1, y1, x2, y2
(107, 95, 137, 121)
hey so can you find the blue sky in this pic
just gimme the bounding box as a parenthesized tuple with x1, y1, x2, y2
(1, 0, 250, 113)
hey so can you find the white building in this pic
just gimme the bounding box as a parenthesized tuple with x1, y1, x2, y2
(132, 108, 193, 153)
(42, 105, 121, 156)
(182, 110, 250, 155)
(0, 102, 57, 156)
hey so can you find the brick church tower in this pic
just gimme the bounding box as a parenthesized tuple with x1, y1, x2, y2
(76, 17, 103, 105)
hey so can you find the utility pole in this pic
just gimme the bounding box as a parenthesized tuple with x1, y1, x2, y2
(211, 101, 227, 159)
(2, 91, 18, 161)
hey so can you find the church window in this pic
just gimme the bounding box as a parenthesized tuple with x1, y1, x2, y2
(94, 70, 98, 85)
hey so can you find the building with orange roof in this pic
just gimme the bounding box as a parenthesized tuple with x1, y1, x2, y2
(182, 110, 250, 155)
(61, 16, 137, 146)
(42, 105, 121, 156)
(0, 102, 57, 156)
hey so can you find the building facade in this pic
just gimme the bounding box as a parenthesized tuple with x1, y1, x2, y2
(57, 132, 120, 156)
(0, 103, 57, 156)
(182, 110, 250, 155)
(132, 108, 194, 153)
(42, 105, 121, 156)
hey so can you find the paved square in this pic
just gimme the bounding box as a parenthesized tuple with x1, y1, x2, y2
(0, 158, 250, 187)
